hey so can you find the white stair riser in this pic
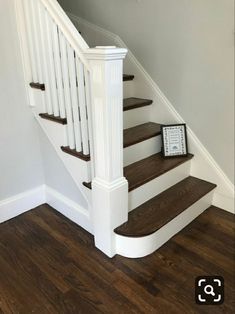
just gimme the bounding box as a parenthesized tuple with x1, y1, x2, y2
(128, 161, 191, 211)
(116, 191, 214, 258)
(124, 136, 162, 167)
(124, 81, 134, 98)
(124, 106, 151, 129)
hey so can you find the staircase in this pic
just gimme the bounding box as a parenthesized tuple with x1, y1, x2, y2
(16, 0, 217, 258)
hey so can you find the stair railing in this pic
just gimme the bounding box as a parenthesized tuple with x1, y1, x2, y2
(16, 0, 92, 158)
(15, 0, 128, 256)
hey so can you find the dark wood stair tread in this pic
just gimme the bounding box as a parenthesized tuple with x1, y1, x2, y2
(30, 82, 45, 91)
(31, 77, 132, 90)
(123, 74, 135, 81)
(114, 176, 216, 237)
(124, 98, 153, 111)
(39, 97, 153, 126)
(83, 182, 92, 189)
(124, 122, 161, 148)
(39, 97, 151, 128)
(81, 122, 161, 176)
(61, 122, 161, 162)
(84, 153, 193, 190)
(125, 153, 193, 192)
(39, 113, 67, 125)
(61, 146, 90, 161)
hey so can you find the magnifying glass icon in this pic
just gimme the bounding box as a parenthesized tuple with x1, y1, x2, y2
(204, 285, 215, 296)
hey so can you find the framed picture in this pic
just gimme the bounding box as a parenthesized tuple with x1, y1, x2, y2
(161, 124, 188, 157)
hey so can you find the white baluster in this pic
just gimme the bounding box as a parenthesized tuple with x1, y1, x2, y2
(30, 0, 43, 83)
(84, 69, 95, 178)
(68, 48, 82, 152)
(76, 57, 90, 155)
(37, 1, 53, 114)
(51, 22, 66, 118)
(15, 0, 35, 106)
(22, 0, 38, 82)
(30, 0, 47, 112)
(85, 47, 128, 257)
(44, 11, 59, 116)
(59, 32, 75, 149)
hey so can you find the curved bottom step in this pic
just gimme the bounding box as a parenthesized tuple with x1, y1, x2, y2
(116, 192, 214, 258)
(115, 177, 216, 258)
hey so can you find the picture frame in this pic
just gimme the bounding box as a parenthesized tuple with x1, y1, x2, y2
(161, 124, 188, 157)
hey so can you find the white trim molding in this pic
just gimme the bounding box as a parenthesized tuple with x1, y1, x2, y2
(68, 13, 234, 214)
(45, 186, 92, 234)
(0, 185, 92, 231)
(0, 186, 46, 223)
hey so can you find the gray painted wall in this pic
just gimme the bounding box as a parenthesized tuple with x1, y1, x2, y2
(59, 0, 235, 183)
(0, 0, 44, 200)
(0, 0, 87, 208)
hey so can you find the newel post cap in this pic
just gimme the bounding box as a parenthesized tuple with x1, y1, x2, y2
(84, 46, 128, 61)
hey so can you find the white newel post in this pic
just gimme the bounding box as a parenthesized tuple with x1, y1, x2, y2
(85, 46, 128, 257)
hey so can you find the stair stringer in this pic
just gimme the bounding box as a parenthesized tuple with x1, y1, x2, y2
(68, 13, 234, 214)
(34, 110, 92, 210)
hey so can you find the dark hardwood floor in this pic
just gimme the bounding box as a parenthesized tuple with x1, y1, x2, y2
(0, 204, 234, 313)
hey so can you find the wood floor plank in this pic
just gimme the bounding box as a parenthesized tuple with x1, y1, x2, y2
(65, 263, 140, 314)
(180, 222, 234, 259)
(0, 204, 234, 313)
(113, 269, 193, 314)
(61, 289, 104, 314)
(0, 242, 56, 313)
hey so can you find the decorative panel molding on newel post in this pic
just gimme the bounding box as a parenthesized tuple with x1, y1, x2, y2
(85, 46, 128, 257)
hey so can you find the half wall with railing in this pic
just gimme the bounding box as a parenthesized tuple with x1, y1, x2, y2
(15, 0, 129, 256)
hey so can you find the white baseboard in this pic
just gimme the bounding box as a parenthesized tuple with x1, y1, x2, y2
(0, 185, 93, 232)
(0, 186, 46, 223)
(213, 192, 235, 214)
(68, 12, 234, 214)
(45, 186, 93, 234)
